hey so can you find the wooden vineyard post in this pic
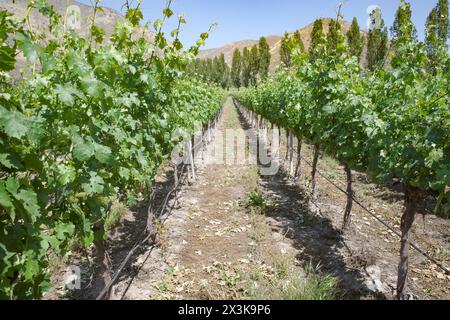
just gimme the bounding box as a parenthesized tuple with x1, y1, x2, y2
(270, 123, 274, 149)
(261, 118, 267, 143)
(201, 124, 206, 162)
(397, 186, 420, 300)
(256, 115, 260, 166)
(173, 162, 179, 186)
(207, 121, 211, 143)
(93, 238, 112, 300)
(342, 164, 354, 231)
(285, 130, 290, 162)
(186, 138, 196, 183)
(278, 126, 281, 158)
(311, 144, 320, 198)
(294, 137, 302, 180)
(190, 136, 196, 181)
(146, 190, 157, 244)
(265, 120, 269, 144)
(289, 133, 294, 176)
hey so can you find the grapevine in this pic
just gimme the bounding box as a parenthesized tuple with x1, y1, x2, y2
(234, 3, 449, 298)
(0, 0, 225, 299)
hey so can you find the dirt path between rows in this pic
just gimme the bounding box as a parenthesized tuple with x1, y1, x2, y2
(107, 97, 300, 300)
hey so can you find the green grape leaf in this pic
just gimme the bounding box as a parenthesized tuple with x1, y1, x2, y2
(55, 223, 75, 241)
(0, 180, 14, 209)
(119, 167, 130, 180)
(425, 148, 443, 168)
(14, 32, 41, 64)
(0, 107, 29, 139)
(23, 153, 43, 172)
(5, 177, 19, 195)
(55, 84, 77, 106)
(0, 44, 16, 71)
(153, 19, 163, 30)
(322, 104, 336, 114)
(163, 8, 173, 18)
(72, 137, 94, 162)
(82, 172, 105, 196)
(173, 39, 183, 51)
(57, 164, 76, 185)
(14, 189, 40, 222)
(80, 75, 104, 99)
(436, 168, 450, 186)
(94, 142, 112, 164)
(0, 152, 22, 170)
(125, 8, 143, 26)
(90, 25, 105, 43)
(24, 259, 40, 281)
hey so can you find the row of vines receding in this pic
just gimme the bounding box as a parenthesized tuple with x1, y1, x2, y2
(0, 0, 226, 299)
(234, 1, 449, 300)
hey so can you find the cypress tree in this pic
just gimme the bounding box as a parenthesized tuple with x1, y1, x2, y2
(242, 47, 251, 87)
(250, 44, 259, 86)
(426, 0, 449, 72)
(258, 36, 271, 80)
(310, 19, 325, 61)
(391, 1, 417, 48)
(347, 17, 365, 62)
(202, 59, 209, 82)
(293, 30, 305, 52)
(390, 1, 420, 70)
(280, 32, 291, 67)
(231, 49, 242, 88)
(218, 53, 229, 89)
(206, 58, 214, 82)
(185, 59, 196, 77)
(437, 0, 449, 47)
(326, 19, 342, 56)
(280, 31, 305, 69)
(366, 7, 388, 70)
(426, 7, 440, 73)
(212, 56, 220, 84)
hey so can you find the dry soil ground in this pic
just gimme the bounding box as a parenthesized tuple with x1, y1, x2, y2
(46, 97, 450, 300)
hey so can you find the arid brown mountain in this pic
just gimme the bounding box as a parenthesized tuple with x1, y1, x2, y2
(198, 18, 361, 72)
(0, 0, 156, 77)
(198, 35, 282, 65)
(0, 0, 124, 38)
(0, 0, 127, 77)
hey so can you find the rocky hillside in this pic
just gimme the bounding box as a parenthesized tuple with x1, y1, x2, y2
(0, 0, 156, 77)
(0, 0, 124, 38)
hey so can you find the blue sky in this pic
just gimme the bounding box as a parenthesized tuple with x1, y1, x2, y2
(78, 1, 440, 49)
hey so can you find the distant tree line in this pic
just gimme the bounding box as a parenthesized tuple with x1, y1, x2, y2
(186, 36, 272, 89)
(188, 0, 448, 87)
(186, 54, 230, 89)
